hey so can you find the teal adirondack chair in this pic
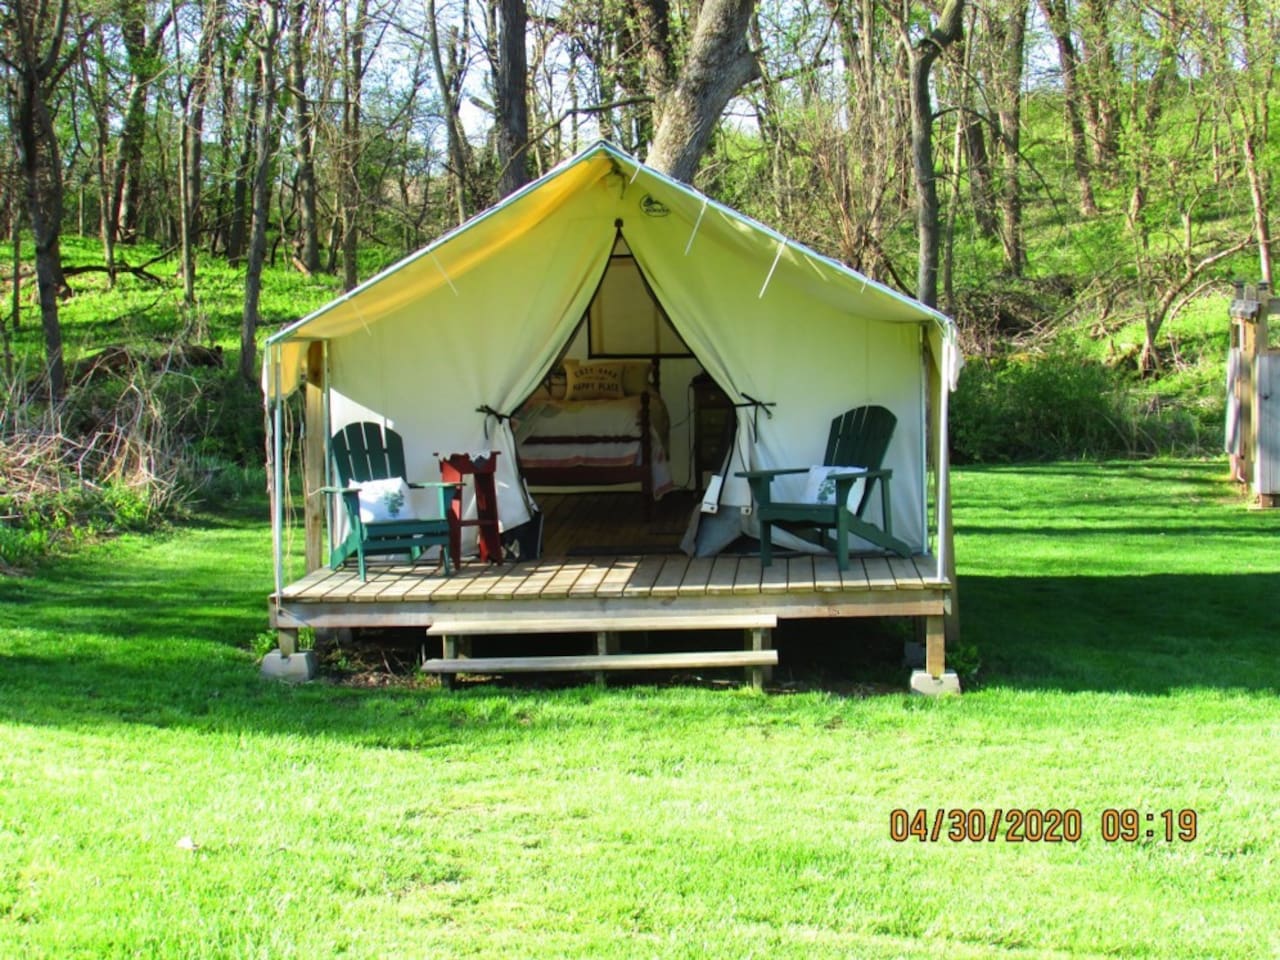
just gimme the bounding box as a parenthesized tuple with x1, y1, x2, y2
(325, 422, 461, 580)
(737, 405, 912, 570)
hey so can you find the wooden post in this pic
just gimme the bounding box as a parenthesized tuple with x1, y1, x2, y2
(1257, 290, 1278, 507)
(746, 626, 772, 690)
(594, 630, 619, 687)
(1237, 285, 1260, 486)
(278, 627, 298, 657)
(942, 477, 959, 649)
(925, 615, 945, 679)
(304, 342, 326, 572)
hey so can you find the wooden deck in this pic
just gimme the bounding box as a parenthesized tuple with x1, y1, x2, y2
(270, 551, 949, 630)
(269, 492, 953, 685)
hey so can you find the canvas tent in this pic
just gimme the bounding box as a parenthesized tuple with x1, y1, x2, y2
(263, 140, 960, 598)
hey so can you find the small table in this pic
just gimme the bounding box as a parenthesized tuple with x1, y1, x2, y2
(438, 452, 502, 564)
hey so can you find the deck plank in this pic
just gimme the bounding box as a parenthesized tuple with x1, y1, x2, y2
(650, 555, 690, 597)
(677, 557, 715, 596)
(911, 555, 943, 585)
(706, 556, 740, 595)
(511, 562, 561, 599)
(482, 562, 536, 600)
(540, 561, 589, 599)
(840, 558, 870, 592)
(786, 556, 816, 593)
(889, 556, 924, 589)
(460, 564, 508, 598)
(377, 572, 423, 601)
(731, 556, 763, 595)
(621, 555, 666, 598)
(812, 556, 845, 592)
(863, 556, 896, 589)
(315, 570, 360, 601)
(759, 557, 791, 593)
(426, 565, 488, 601)
(350, 571, 401, 602)
(569, 559, 614, 598)
(280, 567, 337, 600)
(596, 558, 640, 598)
(402, 569, 457, 601)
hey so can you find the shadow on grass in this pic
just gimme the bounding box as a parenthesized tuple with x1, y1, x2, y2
(962, 572, 1280, 694)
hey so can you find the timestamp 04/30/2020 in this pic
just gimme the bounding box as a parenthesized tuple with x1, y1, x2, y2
(888, 808, 1199, 843)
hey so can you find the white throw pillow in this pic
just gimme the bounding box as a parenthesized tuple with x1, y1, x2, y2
(802, 465, 866, 510)
(355, 477, 417, 523)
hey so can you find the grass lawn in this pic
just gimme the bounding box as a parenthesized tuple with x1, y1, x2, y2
(1, 461, 1278, 958)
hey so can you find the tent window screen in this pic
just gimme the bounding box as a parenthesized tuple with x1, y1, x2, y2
(587, 253, 691, 357)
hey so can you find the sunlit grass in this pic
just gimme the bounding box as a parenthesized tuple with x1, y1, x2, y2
(1, 462, 1278, 957)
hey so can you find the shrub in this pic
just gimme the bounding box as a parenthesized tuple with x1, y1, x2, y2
(0, 350, 267, 566)
(951, 349, 1225, 462)
(951, 353, 1134, 461)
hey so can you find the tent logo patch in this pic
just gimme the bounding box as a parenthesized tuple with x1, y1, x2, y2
(640, 195, 669, 217)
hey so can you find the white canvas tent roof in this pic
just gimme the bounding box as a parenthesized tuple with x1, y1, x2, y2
(264, 140, 959, 596)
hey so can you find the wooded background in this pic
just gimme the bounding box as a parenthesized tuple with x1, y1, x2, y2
(2, 0, 1276, 398)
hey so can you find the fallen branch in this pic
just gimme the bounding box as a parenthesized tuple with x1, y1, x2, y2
(62, 261, 164, 285)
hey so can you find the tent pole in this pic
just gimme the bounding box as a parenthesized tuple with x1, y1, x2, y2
(323, 346, 333, 560)
(936, 338, 951, 584)
(272, 345, 286, 610)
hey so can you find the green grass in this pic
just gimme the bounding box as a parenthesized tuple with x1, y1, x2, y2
(3, 461, 1279, 956)
(1, 236, 340, 370)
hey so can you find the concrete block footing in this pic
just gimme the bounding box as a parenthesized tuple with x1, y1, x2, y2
(909, 669, 961, 696)
(261, 649, 318, 682)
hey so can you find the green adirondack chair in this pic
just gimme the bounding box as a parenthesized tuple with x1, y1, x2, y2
(736, 405, 912, 570)
(325, 422, 461, 580)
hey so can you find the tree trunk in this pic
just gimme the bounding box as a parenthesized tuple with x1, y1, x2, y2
(428, 0, 474, 221)
(9, 203, 19, 334)
(75, 26, 118, 284)
(339, 0, 367, 292)
(111, 3, 172, 245)
(906, 0, 965, 308)
(1078, 0, 1120, 168)
(290, 0, 319, 274)
(1241, 130, 1273, 285)
(240, 3, 281, 385)
(178, 0, 223, 305)
(3, 208, 15, 376)
(1038, 0, 1097, 216)
(633, 0, 674, 139)
(4, 0, 71, 399)
(992, 0, 1027, 276)
(227, 84, 256, 264)
(494, 0, 530, 198)
(646, 0, 760, 183)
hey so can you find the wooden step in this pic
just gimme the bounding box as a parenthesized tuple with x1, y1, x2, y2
(426, 613, 777, 636)
(422, 649, 779, 675)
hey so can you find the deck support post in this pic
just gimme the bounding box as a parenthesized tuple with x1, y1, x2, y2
(910, 614, 959, 695)
(439, 634, 470, 689)
(746, 626, 772, 690)
(594, 630, 619, 687)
